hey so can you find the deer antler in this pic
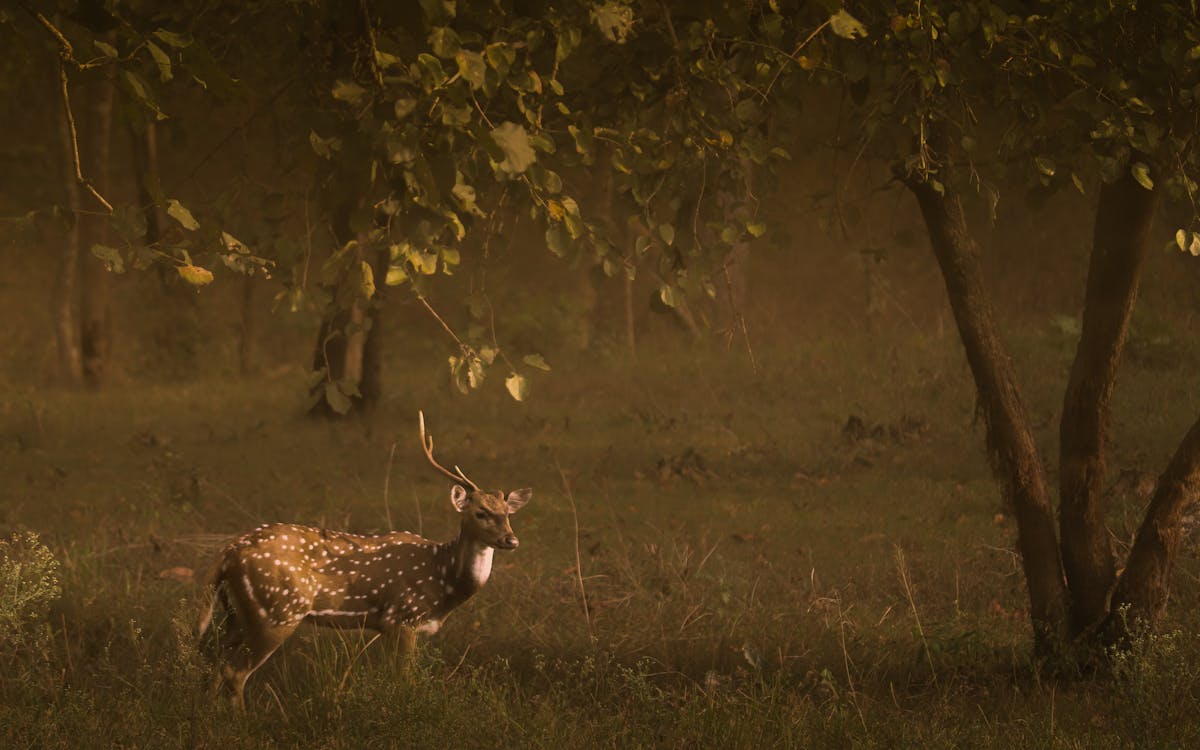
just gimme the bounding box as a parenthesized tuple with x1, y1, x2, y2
(418, 411, 481, 491)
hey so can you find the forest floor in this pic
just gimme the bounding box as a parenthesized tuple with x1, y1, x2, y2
(3, 326, 1200, 748)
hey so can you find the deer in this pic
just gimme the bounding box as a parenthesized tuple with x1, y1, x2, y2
(197, 412, 531, 710)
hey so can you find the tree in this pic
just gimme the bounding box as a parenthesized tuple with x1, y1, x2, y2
(822, 1, 1200, 655)
(5, 2, 275, 385)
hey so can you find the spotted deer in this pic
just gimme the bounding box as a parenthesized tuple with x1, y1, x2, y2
(197, 412, 531, 710)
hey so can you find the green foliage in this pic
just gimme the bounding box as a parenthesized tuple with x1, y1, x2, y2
(823, 0, 1200, 213)
(0, 531, 61, 660)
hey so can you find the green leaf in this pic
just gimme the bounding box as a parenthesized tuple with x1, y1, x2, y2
(386, 265, 409, 285)
(1176, 228, 1188, 252)
(1190, 233, 1200, 257)
(1127, 97, 1153, 115)
(1071, 173, 1085, 194)
(429, 27, 461, 58)
(146, 41, 172, 82)
(1034, 156, 1055, 177)
(485, 43, 516, 77)
(177, 264, 214, 286)
(332, 79, 366, 105)
(467, 357, 485, 388)
(659, 285, 679, 308)
(221, 232, 249, 254)
(91, 244, 124, 273)
(95, 40, 118, 58)
(394, 98, 417, 120)
(123, 71, 166, 120)
(324, 382, 353, 414)
(310, 131, 342, 159)
(152, 29, 192, 49)
(166, 199, 200, 230)
(455, 50, 486, 89)
(505, 373, 529, 401)
(545, 224, 568, 257)
(415, 53, 447, 89)
(358, 260, 375, 299)
(745, 221, 767, 238)
(555, 26, 582, 63)
(829, 10, 868, 39)
(590, 1, 635, 43)
(523, 353, 551, 371)
(658, 223, 675, 246)
(491, 121, 537, 174)
(1131, 162, 1154, 191)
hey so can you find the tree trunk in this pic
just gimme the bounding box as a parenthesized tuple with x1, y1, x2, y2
(1059, 174, 1158, 636)
(624, 273, 637, 359)
(128, 120, 162, 245)
(356, 247, 390, 411)
(239, 276, 257, 376)
(907, 178, 1068, 648)
(78, 70, 116, 387)
(1108, 415, 1200, 633)
(54, 85, 83, 384)
(309, 201, 387, 417)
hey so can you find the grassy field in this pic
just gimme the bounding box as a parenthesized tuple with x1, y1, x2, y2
(3, 323, 1200, 749)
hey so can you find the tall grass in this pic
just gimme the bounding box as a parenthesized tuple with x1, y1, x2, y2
(3, 327, 1200, 747)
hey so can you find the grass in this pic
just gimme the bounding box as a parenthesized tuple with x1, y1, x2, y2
(3, 323, 1200, 748)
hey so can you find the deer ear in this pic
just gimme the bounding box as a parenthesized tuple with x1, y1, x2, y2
(505, 488, 532, 514)
(450, 484, 470, 512)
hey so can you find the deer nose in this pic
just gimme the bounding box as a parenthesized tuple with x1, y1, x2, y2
(500, 534, 519, 549)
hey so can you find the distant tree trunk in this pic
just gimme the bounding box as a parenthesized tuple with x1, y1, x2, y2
(906, 177, 1068, 649)
(718, 240, 750, 343)
(715, 157, 754, 345)
(54, 86, 83, 384)
(239, 276, 257, 376)
(1059, 172, 1158, 636)
(624, 273, 637, 358)
(78, 70, 116, 387)
(129, 120, 161, 245)
(309, 202, 388, 417)
(356, 247, 390, 410)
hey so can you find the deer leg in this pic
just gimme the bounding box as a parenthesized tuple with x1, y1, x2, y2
(382, 625, 419, 671)
(220, 622, 299, 711)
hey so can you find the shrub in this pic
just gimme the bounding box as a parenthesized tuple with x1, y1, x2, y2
(0, 530, 61, 660)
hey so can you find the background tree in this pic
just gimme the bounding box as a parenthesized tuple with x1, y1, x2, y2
(820, 0, 1200, 655)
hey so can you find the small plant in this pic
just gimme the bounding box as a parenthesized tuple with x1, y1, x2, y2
(1107, 609, 1200, 746)
(0, 530, 61, 660)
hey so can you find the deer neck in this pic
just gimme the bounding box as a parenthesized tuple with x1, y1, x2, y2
(442, 530, 494, 593)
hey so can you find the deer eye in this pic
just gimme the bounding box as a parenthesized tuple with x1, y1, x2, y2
(474, 510, 488, 520)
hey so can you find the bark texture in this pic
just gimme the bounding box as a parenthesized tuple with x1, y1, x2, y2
(1109, 416, 1200, 631)
(1059, 173, 1158, 636)
(907, 179, 1067, 645)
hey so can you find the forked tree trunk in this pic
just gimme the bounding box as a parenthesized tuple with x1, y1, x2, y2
(906, 178, 1068, 647)
(1059, 173, 1158, 636)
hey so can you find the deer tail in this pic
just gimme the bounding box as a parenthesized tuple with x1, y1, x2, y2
(196, 553, 229, 642)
